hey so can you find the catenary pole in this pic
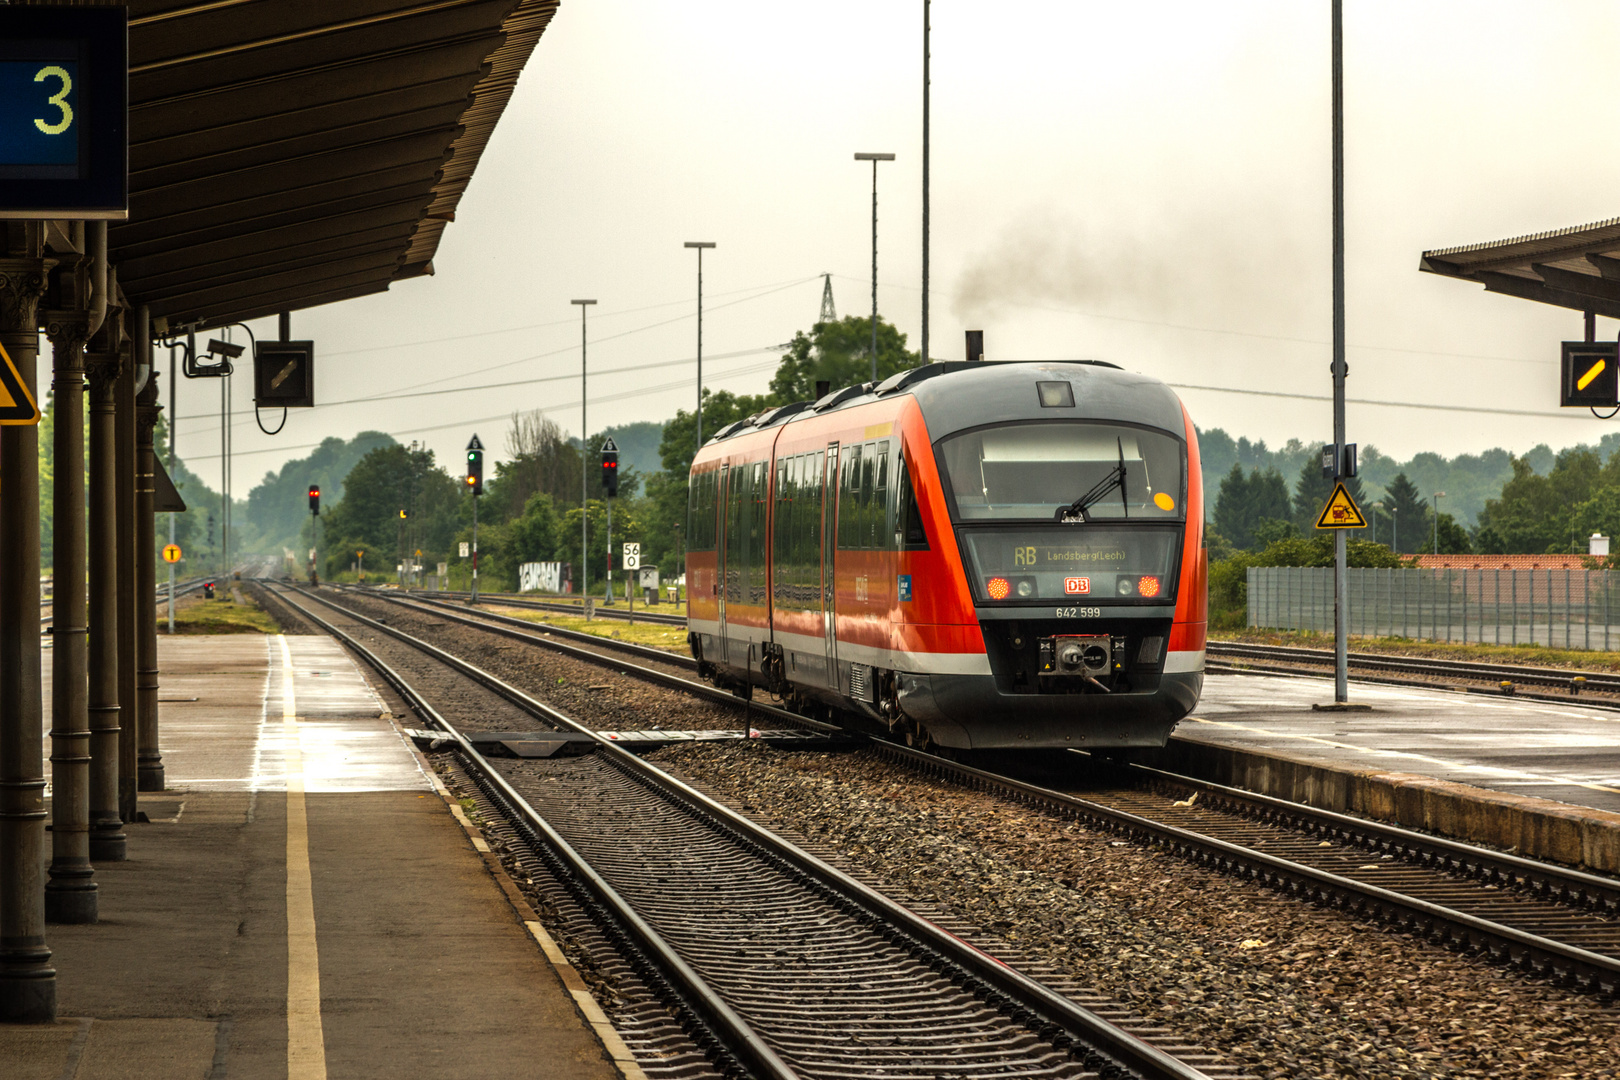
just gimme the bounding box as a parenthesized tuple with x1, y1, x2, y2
(573, 300, 596, 614)
(854, 153, 895, 381)
(685, 243, 715, 452)
(1331, 0, 1348, 702)
(167, 345, 175, 634)
(922, 0, 930, 365)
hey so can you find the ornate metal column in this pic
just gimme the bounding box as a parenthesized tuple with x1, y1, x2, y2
(0, 226, 58, 1022)
(43, 291, 97, 924)
(115, 345, 137, 823)
(86, 342, 126, 863)
(136, 369, 163, 791)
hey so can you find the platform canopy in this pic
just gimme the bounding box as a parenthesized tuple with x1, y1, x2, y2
(110, 0, 558, 332)
(1420, 216, 1620, 319)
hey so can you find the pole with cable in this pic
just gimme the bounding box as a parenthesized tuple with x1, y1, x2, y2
(922, 0, 930, 365)
(685, 243, 715, 452)
(573, 300, 596, 617)
(854, 152, 895, 381)
(167, 344, 176, 635)
(1330, 0, 1348, 703)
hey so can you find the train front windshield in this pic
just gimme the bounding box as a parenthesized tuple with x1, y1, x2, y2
(938, 421, 1187, 605)
(939, 421, 1184, 522)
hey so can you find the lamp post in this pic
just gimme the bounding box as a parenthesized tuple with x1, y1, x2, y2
(684, 242, 716, 452)
(1391, 504, 1398, 554)
(1432, 492, 1446, 554)
(572, 299, 596, 616)
(854, 152, 896, 381)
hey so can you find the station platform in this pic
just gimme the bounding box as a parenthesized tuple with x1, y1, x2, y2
(1155, 670, 1620, 873)
(7, 635, 625, 1080)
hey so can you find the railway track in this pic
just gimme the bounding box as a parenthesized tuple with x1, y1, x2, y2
(40, 576, 210, 633)
(407, 585, 688, 627)
(270, 583, 1231, 1080)
(1208, 639, 1620, 704)
(336, 584, 1620, 999)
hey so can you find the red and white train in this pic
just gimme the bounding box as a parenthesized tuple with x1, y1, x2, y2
(684, 359, 1206, 750)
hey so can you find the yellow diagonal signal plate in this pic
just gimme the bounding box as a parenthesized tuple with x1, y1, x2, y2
(0, 340, 41, 425)
(1579, 358, 1608, 391)
(1315, 482, 1368, 530)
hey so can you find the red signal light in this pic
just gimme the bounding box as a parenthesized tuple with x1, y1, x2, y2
(986, 577, 1011, 600)
(1137, 575, 1161, 598)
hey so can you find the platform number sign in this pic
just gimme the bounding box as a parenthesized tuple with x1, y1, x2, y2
(622, 543, 640, 571)
(0, 7, 128, 220)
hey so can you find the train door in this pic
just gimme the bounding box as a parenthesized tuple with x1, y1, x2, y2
(716, 463, 730, 665)
(821, 442, 840, 690)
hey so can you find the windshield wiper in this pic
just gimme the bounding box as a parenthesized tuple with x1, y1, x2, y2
(1055, 437, 1129, 523)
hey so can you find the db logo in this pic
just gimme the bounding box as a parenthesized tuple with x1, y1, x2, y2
(1064, 577, 1091, 595)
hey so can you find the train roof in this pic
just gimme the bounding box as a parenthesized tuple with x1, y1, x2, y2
(703, 360, 1187, 447)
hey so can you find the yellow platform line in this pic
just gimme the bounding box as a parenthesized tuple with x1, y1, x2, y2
(279, 634, 328, 1079)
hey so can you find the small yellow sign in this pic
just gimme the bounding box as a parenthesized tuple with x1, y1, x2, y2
(162, 544, 182, 564)
(0, 340, 41, 426)
(1315, 482, 1368, 530)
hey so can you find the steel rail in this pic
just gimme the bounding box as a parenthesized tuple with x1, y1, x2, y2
(318, 589, 1620, 994)
(422, 586, 687, 626)
(1210, 640, 1620, 694)
(1118, 759, 1620, 913)
(276, 584, 1212, 1080)
(874, 741, 1620, 996)
(269, 586, 797, 1080)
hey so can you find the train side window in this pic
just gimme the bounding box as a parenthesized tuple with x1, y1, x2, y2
(724, 465, 747, 603)
(896, 446, 930, 550)
(773, 457, 792, 609)
(873, 441, 890, 551)
(748, 461, 768, 604)
(838, 443, 863, 550)
(688, 470, 714, 551)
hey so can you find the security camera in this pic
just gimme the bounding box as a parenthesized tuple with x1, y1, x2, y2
(206, 339, 246, 359)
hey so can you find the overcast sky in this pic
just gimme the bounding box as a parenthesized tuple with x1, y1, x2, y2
(125, 0, 1620, 495)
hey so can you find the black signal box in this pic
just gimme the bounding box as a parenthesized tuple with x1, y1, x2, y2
(1561, 341, 1619, 408)
(254, 340, 315, 408)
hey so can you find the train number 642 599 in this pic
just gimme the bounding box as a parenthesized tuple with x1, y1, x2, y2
(1055, 606, 1101, 618)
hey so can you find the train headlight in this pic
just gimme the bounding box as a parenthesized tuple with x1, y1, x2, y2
(1137, 575, 1161, 598)
(987, 577, 1011, 600)
(1116, 577, 1136, 596)
(1016, 579, 1034, 597)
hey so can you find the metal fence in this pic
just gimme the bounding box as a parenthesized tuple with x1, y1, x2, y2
(1247, 565, 1620, 650)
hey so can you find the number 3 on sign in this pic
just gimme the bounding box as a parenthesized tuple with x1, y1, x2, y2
(34, 66, 73, 135)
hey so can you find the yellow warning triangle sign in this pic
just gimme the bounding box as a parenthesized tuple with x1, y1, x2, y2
(1315, 481, 1368, 529)
(0, 339, 41, 426)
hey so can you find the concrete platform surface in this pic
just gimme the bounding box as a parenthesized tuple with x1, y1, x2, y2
(7, 634, 620, 1080)
(1191, 672, 1620, 812)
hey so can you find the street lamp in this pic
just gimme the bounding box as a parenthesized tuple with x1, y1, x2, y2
(685, 242, 716, 452)
(854, 152, 896, 381)
(1391, 504, 1399, 554)
(1432, 491, 1446, 554)
(573, 299, 596, 612)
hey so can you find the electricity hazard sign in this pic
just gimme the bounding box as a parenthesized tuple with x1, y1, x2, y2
(162, 544, 182, 563)
(1314, 483, 1368, 530)
(1561, 341, 1619, 408)
(0, 340, 40, 425)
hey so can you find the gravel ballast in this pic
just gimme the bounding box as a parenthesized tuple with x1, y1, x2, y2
(651, 741, 1620, 1080)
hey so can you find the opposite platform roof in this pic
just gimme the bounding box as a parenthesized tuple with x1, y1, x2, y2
(108, 0, 558, 332)
(1420, 216, 1620, 320)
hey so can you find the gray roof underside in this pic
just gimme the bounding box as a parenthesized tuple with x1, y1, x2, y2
(1420, 216, 1620, 318)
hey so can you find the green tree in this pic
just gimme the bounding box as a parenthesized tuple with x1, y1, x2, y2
(319, 443, 461, 579)
(1212, 465, 1291, 550)
(1475, 448, 1604, 554)
(1382, 472, 1432, 554)
(768, 315, 918, 403)
(237, 431, 395, 556)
